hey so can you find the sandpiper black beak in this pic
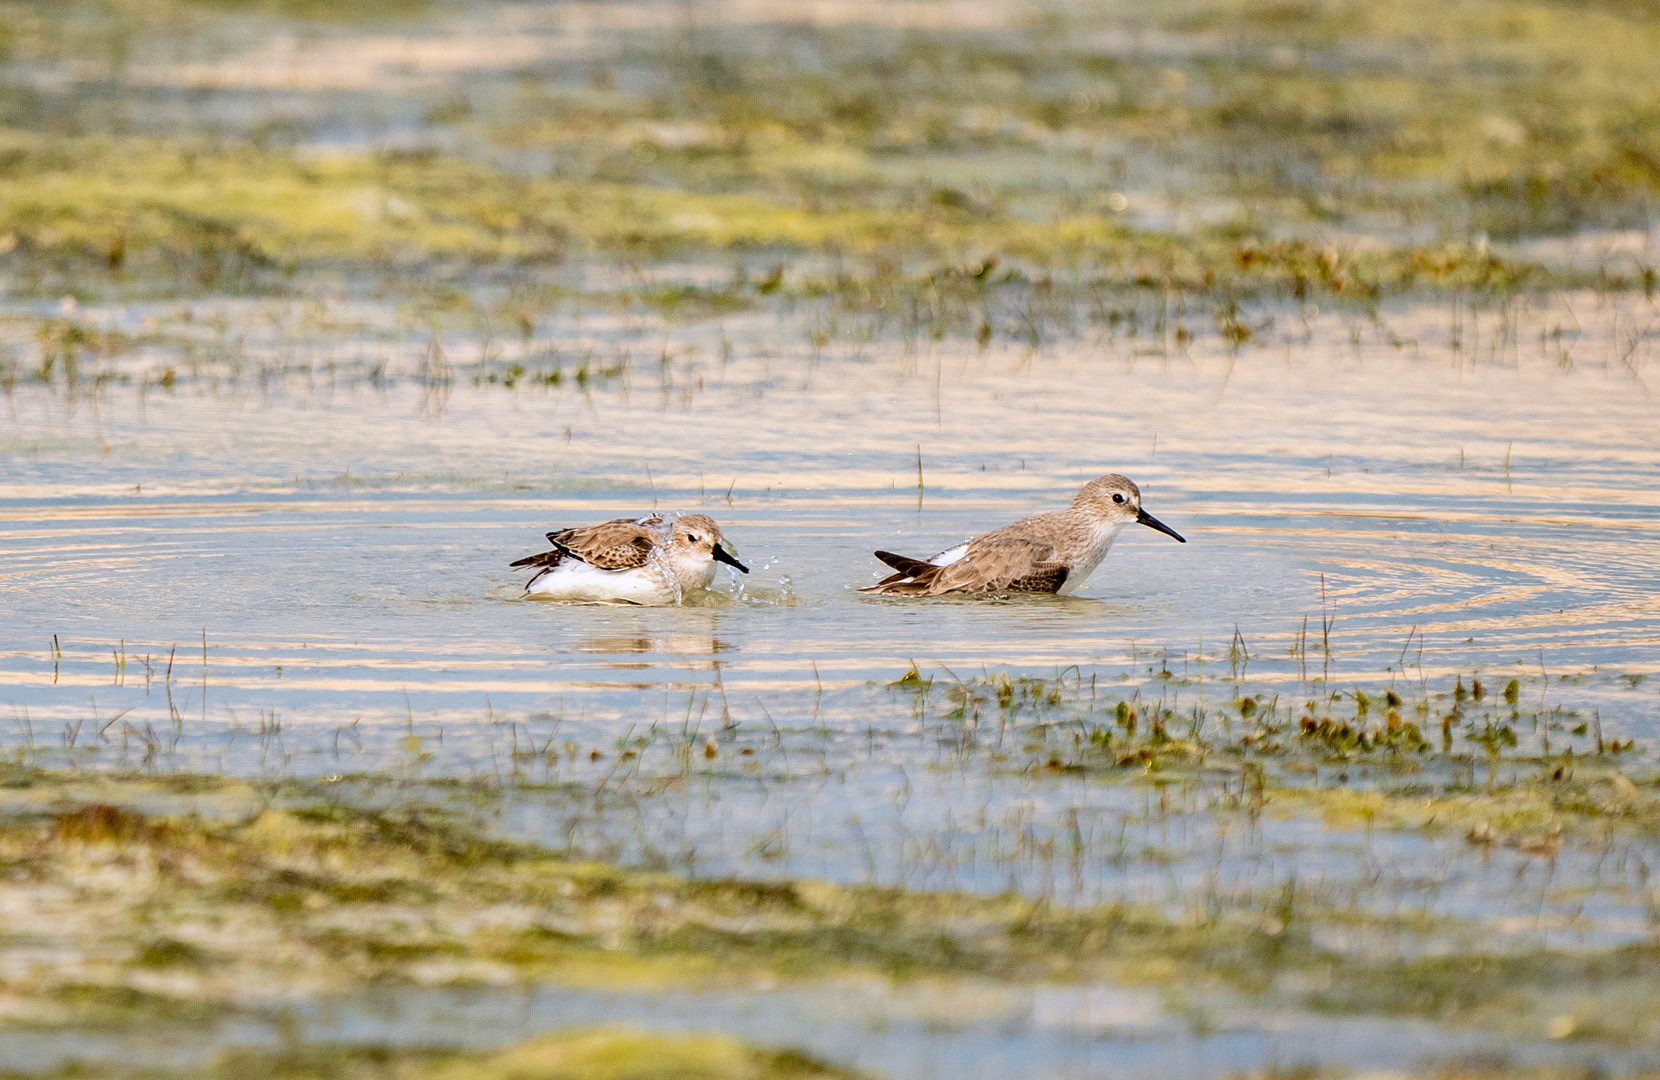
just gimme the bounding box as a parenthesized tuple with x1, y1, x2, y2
(1136, 507, 1186, 543)
(713, 545, 749, 573)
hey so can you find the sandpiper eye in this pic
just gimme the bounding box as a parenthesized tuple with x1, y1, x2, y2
(1112, 493, 1125, 504)
(688, 534, 700, 542)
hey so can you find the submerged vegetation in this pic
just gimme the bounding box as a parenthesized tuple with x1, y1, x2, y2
(0, 644, 1654, 1050)
(911, 664, 1660, 841)
(0, 745, 1655, 1050)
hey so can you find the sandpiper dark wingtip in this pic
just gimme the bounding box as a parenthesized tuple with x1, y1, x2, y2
(874, 550, 935, 576)
(860, 550, 946, 594)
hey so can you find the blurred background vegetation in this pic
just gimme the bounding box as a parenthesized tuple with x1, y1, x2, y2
(1, 0, 1656, 309)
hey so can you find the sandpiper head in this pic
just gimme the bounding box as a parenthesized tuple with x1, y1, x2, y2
(667, 513, 750, 580)
(1071, 475, 1185, 542)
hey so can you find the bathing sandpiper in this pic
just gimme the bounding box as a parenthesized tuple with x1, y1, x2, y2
(512, 512, 748, 604)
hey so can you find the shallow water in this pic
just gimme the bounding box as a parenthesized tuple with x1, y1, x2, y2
(4, 298, 1659, 776)
(4, 292, 1658, 730)
(2, 289, 1659, 1071)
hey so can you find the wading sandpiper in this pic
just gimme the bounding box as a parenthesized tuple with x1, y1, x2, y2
(861, 474, 1184, 597)
(512, 512, 748, 604)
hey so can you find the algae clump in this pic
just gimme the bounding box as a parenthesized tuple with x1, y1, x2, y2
(430, 1028, 861, 1080)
